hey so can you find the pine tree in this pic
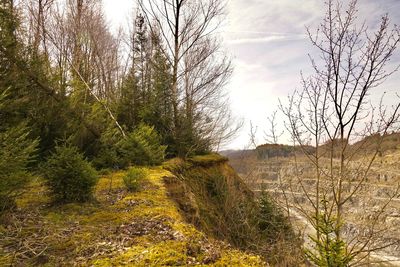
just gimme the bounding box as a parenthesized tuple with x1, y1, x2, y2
(0, 0, 21, 130)
(117, 70, 140, 131)
(0, 1, 68, 158)
(0, 90, 38, 212)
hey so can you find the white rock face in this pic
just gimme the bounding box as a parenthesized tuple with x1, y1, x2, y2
(235, 155, 400, 265)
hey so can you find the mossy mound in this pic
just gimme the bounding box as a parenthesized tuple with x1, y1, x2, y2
(0, 168, 266, 266)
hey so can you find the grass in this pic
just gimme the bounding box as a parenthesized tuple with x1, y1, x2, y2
(188, 153, 229, 166)
(164, 157, 305, 266)
(0, 166, 266, 266)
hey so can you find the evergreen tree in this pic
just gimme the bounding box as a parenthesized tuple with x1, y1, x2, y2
(0, 1, 68, 158)
(0, 0, 22, 130)
(117, 70, 140, 131)
(0, 90, 38, 212)
(41, 144, 98, 203)
(143, 31, 174, 146)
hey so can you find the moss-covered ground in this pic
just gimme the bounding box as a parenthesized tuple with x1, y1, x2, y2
(0, 168, 266, 266)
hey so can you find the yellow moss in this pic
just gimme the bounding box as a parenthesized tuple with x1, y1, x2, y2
(112, 169, 184, 221)
(170, 221, 204, 240)
(72, 232, 94, 243)
(96, 171, 126, 192)
(162, 158, 191, 172)
(45, 202, 100, 221)
(46, 238, 76, 254)
(16, 177, 50, 208)
(5, 167, 267, 266)
(0, 255, 12, 267)
(45, 211, 68, 224)
(215, 250, 266, 266)
(93, 241, 188, 267)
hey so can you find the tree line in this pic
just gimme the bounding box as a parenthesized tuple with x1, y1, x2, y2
(1, 0, 238, 158)
(0, 0, 238, 210)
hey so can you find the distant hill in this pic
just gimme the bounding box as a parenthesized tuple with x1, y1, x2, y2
(219, 149, 256, 159)
(255, 144, 315, 159)
(351, 132, 400, 155)
(227, 132, 400, 161)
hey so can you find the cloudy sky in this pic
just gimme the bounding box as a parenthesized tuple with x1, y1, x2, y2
(103, 0, 400, 149)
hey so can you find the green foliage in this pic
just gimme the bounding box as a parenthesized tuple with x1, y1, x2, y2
(41, 145, 98, 203)
(305, 212, 353, 267)
(1, 2, 69, 159)
(91, 126, 121, 170)
(122, 167, 147, 192)
(117, 124, 166, 167)
(0, 124, 38, 211)
(93, 124, 166, 169)
(116, 72, 139, 131)
(258, 191, 293, 241)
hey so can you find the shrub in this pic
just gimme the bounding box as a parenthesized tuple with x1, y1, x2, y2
(93, 124, 166, 169)
(41, 145, 98, 203)
(91, 126, 121, 170)
(123, 167, 147, 192)
(258, 191, 293, 241)
(117, 124, 166, 167)
(0, 124, 38, 212)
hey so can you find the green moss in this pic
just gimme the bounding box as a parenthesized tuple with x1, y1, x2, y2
(215, 250, 265, 266)
(16, 177, 50, 208)
(95, 171, 126, 192)
(162, 158, 192, 172)
(3, 166, 267, 266)
(45, 211, 67, 224)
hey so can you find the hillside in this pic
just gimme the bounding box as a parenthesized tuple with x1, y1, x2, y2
(255, 132, 400, 159)
(0, 160, 267, 266)
(163, 154, 301, 265)
(224, 139, 400, 265)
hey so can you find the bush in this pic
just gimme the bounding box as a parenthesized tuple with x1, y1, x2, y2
(91, 126, 121, 170)
(0, 124, 38, 212)
(118, 124, 167, 167)
(41, 145, 98, 203)
(92, 124, 166, 169)
(258, 191, 293, 241)
(123, 167, 147, 192)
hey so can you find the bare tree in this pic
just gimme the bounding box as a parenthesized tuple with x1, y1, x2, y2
(138, 0, 236, 154)
(264, 110, 284, 144)
(25, 0, 54, 55)
(279, 0, 400, 265)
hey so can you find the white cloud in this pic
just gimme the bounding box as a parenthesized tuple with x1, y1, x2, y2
(226, 33, 306, 45)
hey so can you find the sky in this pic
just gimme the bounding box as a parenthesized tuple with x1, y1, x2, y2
(103, 0, 400, 150)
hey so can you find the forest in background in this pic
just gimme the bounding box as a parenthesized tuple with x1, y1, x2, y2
(0, 0, 237, 165)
